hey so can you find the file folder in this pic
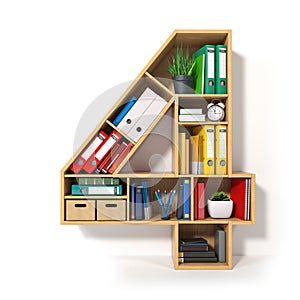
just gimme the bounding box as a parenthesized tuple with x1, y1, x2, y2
(112, 97, 137, 126)
(69, 130, 107, 173)
(116, 88, 158, 135)
(192, 45, 215, 94)
(192, 52, 205, 94)
(192, 125, 215, 174)
(215, 125, 227, 175)
(71, 184, 123, 195)
(83, 130, 122, 173)
(215, 45, 227, 94)
(126, 95, 167, 142)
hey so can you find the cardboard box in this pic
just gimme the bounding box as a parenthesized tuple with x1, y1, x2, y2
(66, 200, 96, 221)
(97, 200, 126, 221)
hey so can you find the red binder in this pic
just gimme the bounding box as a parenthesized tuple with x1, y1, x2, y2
(107, 143, 133, 174)
(69, 130, 107, 173)
(197, 182, 205, 219)
(82, 130, 122, 174)
(97, 142, 122, 173)
(230, 178, 246, 220)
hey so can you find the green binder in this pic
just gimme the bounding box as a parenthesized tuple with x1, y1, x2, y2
(193, 53, 205, 94)
(215, 45, 227, 94)
(192, 45, 215, 94)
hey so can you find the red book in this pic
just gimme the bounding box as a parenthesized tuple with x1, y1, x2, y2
(101, 141, 128, 173)
(194, 178, 198, 220)
(230, 178, 247, 220)
(107, 143, 133, 174)
(97, 142, 122, 173)
(69, 130, 107, 173)
(197, 182, 205, 219)
(82, 130, 122, 174)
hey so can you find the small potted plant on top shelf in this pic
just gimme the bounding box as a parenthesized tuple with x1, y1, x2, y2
(207, 191, 233, 219)
(168, 44, 195, 94)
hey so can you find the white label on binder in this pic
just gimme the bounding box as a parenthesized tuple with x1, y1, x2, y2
(206, 128, 214, 157)
(219, 48, 227, 78)
(207, 48, 215, 78)
(219, 128, 226, 158)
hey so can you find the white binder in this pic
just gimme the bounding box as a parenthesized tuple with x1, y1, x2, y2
(117, 88, 158, 134)
(126, 96, 167, 142)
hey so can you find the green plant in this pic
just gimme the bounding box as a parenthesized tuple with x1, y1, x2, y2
(210, 191, 230, 201)
(168, 44, 195, 77)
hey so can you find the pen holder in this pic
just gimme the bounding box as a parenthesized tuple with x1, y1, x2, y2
(161, 206, 171, 220)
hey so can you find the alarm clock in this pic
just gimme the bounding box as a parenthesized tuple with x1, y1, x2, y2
(207, 100, 225, 121)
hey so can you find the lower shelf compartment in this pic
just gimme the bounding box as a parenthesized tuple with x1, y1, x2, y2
(173, 223, 232, 270)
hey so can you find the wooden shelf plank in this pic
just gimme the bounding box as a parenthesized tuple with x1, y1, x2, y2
(105, 120, 137, 145)
(64, 195, 127, 199)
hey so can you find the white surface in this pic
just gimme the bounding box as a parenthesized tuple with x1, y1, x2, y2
(0, 0, 299, 298)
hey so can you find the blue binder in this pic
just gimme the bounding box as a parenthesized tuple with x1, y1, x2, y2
(112, 97, 137, 126)
(135, 185, 144, 220)
(182, 179, 190, 220)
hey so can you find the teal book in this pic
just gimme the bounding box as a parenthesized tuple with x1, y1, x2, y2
(77, 177, 119, 186)
(192, 45, 215, 94)
(215, 45, 227, 94)
(192, 53, 205, 94)
(71, 184, 122, 195)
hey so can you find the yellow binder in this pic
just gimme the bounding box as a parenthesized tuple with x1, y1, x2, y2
(215, 125, 227, 174)
(192, 125, 214, 174)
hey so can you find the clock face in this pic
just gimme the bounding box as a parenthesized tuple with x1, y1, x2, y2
(207, 106, 224, 121)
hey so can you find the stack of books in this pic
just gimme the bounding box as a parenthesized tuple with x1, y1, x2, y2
(71, 177, 123, 196)
(178, 237, 217, 263)
(179, 108, 205, 122)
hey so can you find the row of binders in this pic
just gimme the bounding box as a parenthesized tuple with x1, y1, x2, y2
(112, 87, 167, 143)
(179, 125, 227, 175)
(192, 44, 227, 94)
(70, 87, 167, 174)
(70, 129, 133, 174)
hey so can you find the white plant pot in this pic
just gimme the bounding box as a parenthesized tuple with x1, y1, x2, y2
(207, 199, 233, 218)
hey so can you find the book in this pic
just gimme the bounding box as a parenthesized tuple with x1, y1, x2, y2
(178, 257, 217, 263)
(112, 97, 138, 126)
(135, 185, 144, 220)
(107, 142, 133, 174)
(194, 178, 198, 220)
(99, 141, 128, 174)
(142, 181, 151, 220)
(130, 184, 136, 220)
(77, 177, 119, 186)
(192, 52, 205, 94)
(190, 136, 199, 175)
(180, 237, 208, 245)
(215, 227, 226, 262)
(71, 184, 123, 196)
(215, 45, 227, 94)
(178, 250, 216, 258)
(69, 130, 107, 173)
(178, 114, 205, 122)
(83, 130, 122, 174)
(179, 132, 186, 174)
(180, 108, 203, 115)
(197, 182, 205, 219)
(182, 178, 190, 220)
(192, 45, 215, 94)
(176, 184, 183, 219)
(179, 245, 209, 252)
(185, 139, 189, 174)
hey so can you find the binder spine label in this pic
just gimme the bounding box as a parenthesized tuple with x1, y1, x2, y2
(219, 48, 227, 78)
(207, 48, 215, 78)
(207, 128, 214, 157)
(81, 133, 106, 160)
(219, 128, 226, 157)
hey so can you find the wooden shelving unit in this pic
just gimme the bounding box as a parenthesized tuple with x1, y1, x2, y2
(60, 30, 256, 270)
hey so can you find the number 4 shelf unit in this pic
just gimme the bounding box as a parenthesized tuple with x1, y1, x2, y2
(60, 29, 256, 270)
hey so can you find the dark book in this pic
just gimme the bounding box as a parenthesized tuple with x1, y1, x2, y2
(179, 245, 209, 252)
(176, 184, 183, 219)
(178, 257, 218, 263)
(179, 250, 216, 258)
(180, 237, 208, 245)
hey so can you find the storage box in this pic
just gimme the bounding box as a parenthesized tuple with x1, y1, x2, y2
(97, 200, 126, 221)
(66, 200, 96, 221)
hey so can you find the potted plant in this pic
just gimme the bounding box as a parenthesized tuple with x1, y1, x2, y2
(207, 191, 233, 219)
(168, 44, 195, 94)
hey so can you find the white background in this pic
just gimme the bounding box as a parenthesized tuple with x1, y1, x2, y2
(0, 0, 298, 298)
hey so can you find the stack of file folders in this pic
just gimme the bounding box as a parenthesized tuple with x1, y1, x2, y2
(178, 237, 218, 263)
